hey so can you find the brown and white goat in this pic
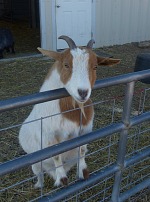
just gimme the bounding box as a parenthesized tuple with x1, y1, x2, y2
(19, 36, 120, 188)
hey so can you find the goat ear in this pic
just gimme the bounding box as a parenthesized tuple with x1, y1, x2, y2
(37, 47, 61, 61)
(97, 56, 120, 66)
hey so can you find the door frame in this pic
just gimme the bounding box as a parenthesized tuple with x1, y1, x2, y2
(52, 0, 96, 50)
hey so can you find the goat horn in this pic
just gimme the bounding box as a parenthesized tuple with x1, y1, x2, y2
(87, 39, 95, 49)
(58, 35, 77, 50)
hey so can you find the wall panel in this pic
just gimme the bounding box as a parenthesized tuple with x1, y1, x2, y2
(95, 0, 150, 47)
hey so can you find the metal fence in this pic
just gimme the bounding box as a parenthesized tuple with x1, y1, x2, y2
(0, 70, 150, 202)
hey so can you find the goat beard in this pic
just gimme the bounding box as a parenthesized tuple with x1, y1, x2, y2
(72, 98, 86, 119)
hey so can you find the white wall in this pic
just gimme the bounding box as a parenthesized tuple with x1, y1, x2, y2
(39, 0, 55, 50)
(94, 0, 150, 47)
(39, 0, 150, 50)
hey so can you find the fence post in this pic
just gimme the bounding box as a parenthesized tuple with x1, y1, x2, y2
(111, 81, 135, 202)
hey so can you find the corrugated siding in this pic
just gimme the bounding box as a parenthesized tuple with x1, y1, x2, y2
(95, 0, 150, 47)
(39, 0, 53, 50)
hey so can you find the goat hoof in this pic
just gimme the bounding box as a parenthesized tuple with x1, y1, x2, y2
(60, 177, 68, 186)
(83, 169, 89, 179)
(34, 182, 43, 189)
(54, 177, 68, 187)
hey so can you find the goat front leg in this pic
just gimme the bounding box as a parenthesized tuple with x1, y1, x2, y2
(32, 163, 44, 188)
(78, 144, 89, 179)
(53, 154, 68, 186)
(78, 121, 93, 179)
(51, 135, 68, 186)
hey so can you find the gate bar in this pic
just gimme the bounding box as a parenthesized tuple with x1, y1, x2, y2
(0, 111, 149, 176)
(111, 81, 135, 202)
(34, 147, 150, 202)
(130, 111, 150, 126)
(124, 147, 150, 167)
(0, 70, 150, 113)
(119, 178, 150, 202)
(0, 123, 124, 176)
(39, 164, 119, 202)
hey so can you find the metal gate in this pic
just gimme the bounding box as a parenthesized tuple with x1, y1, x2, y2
(0, 70, 150, 201)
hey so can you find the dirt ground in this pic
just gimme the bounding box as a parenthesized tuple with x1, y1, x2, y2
(0, 41, 150, 201)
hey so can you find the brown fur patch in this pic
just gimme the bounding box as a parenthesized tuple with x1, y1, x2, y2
(41, 47, 120, 87)
(59, 97, 94, 126)
(59, 50, 73, 85)
(60, 177, 68, 186)
(83, 168, 89, 179)
(43, 49, 73, 84)
(37, 47, 62, 60)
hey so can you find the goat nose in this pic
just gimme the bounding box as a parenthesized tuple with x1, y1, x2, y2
(78, 89, 88, 99)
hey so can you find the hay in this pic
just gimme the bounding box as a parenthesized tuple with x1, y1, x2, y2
(0, 43, 150, 201)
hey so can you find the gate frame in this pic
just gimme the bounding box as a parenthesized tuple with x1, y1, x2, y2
(0, 70, 150, 202)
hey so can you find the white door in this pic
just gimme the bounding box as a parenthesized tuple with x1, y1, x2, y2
(56, 0, 92, 49)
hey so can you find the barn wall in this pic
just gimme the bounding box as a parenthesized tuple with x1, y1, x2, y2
(94, 0, 150, 47)
(39, 0, 150, 50)
(39, 0, 54, 50)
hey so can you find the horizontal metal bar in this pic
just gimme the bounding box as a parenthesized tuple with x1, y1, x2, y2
(0, 70, 150, 113)
(0, 88, 69, 113)
(36, 147, 150, 202)
(119, 178, 150, 202)
(39, 147, 150, 202)
(39, 164, 119, 202)
(0, 110, 149, 176)
(93, 69, 150, 90)
(0, 123, 124, 176)
(130, 111, 150, 127)
(124, 147, 150, 167)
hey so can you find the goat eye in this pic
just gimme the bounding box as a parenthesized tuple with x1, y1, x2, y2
(64, 63, 70, 68)
(93, 65, 97, 70)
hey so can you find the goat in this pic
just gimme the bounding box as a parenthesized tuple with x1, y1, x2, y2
(0, 28, 15, 59)
(19, 36, 120, 188)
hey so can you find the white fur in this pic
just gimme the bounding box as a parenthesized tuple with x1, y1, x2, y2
(65, 48, 91, 102)
(19, 48, 94, 188)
